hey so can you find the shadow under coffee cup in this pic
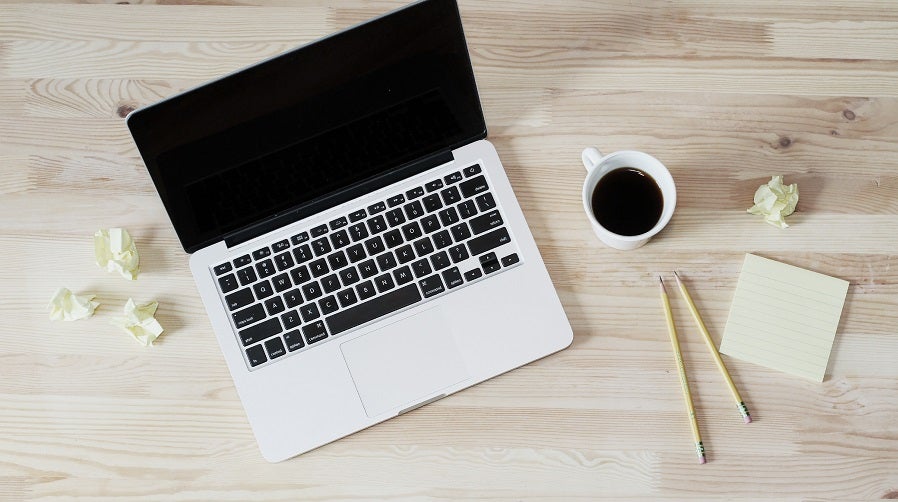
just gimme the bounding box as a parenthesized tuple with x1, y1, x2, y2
(581, 147, 676, 250)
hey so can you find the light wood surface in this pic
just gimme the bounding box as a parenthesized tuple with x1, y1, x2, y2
(2, 0, 897, 499)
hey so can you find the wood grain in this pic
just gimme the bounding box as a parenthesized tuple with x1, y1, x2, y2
(1, 0, 897, 499)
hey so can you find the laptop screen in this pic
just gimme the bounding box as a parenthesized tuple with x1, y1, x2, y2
(128, 0, 486, 253)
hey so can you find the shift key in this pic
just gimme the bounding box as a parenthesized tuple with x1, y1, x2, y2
(467, 227, 511, 256)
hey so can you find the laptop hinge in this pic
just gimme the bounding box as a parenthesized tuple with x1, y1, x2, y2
(223, 148, 455, 249)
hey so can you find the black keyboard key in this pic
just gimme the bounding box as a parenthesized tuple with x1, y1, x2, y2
(301, 281, 322, 301)
(309, 258, 329, 278)
(358, 259, 378, 279)
(300, 302, 321, 322)
(311, 224, 328, 237)
(337, 288, 358, 308)
(387, 194, 405, 207)
(255, 259, 275, 278)
(365, 235, 385, 256)
(302, 320, 328, 344)
(475, 192, 496, 211)
(438, 206, 460, 227)
(406, 186, 425, 199)
(432, 230, 453, 249)
(441, 186, 461, 205)
(467, 227, 511, 256)
(326, 284, 422, 336)
(479, 252, 497, 264)
(239, 317, 281, 346)
(413, 237, 435, 257)
(376, 251, 397, 271)
(460, 175, 489, 198)
(290, 232, 309, 245)
(422, 193, 443, 212)
(448, 244, 469, 263)
(214, 262, 232, 276)
(264, 296, 285, 316)
(319, 295, 339, 315)
(442, 267, 463, 289)
(252, 247, 271, 260)
(444, 171, 463, 184)
(404, 200, 425, 220)
(328, 250, 348, 270)
(450, 223, 471, 243)
(225, 287, 254, 311)
(236, 267, 257, 286)
(348, 223, 368, 241)
(393, 265, 414, 285)
(457, 200, 478, 219)
(311, 237, 331, 256)
(272, 239, 290, 253)
(464, 268, 483, 282)
(419, 274, 445, 298)
(246, 344, 267, 367)
(339, 266, 360, 286)
(367, 215, 387, 234)
(349, 209, 367, 222)
(401, 221, 422, 241)
(470, 210, 504, 235)
(290, 264, 311, 285)
(272, 273, 291, 292)
(233, 254, 252, 268)
(425, 179, 444, 192)
(253, 280, 274, 299)
(284, 330, 305, 351)
(321, 274, 341, 293)
(274, 251, 295, 271)
(421, 214, 440, 233)
(330, 229, 350, 249)
(374, 273, 395, 293)
(293, 244, 313, 263)
(218, 273, 238, 293)
(385, 208, 405, 227)
(431, 251, 451, 271)
(463, 164, 482, 177)
(396, 244, 415, 264)
(481, 252, 501, 274)
(260, 335, 287, 361)
(281, 309, 302, 330)
(233, 303, 266, 329)
(384, 229, 403, 248)
(412, 258, 432, 278)
(329, 216, 347, 230)
(367, 201, 386, 214)
(346, 243, 366, 263)
(284, 288, 303, 308)
(502, 253, 520, 267)
(356, 280, 376, 300)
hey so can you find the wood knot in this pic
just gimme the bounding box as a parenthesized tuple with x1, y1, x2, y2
(882, 490, 898, 499)
(842, 109, 856, 120)
(117, 1, 130, 4)
(778, 136, 792, 148)
(116, 103, 136, 118)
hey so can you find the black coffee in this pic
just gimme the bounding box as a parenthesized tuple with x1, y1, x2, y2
(591, 167, 663, 236)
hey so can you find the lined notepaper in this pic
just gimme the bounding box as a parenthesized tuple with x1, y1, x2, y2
(719, 254, 849, 382)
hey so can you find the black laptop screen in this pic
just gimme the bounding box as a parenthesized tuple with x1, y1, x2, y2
(127, 0, 486, 253)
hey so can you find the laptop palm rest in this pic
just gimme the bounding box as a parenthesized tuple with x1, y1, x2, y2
(340, 307, 469, 417)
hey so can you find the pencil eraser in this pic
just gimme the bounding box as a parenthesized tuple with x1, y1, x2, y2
(698, 456, 707, 464)
(744, 416, 752, 424)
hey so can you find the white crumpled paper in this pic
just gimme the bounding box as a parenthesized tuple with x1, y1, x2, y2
(48, 287, 99, 321)
(747, 175, 799, 228)
(112, 298, 164, 346)
(94, 228, 140, 280)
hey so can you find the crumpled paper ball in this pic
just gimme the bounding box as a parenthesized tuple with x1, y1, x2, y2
(94, 228, 140, 280)
(747, 175, 799, 228)
(112, 298, 164, 346)
(48, 287, 99, 321)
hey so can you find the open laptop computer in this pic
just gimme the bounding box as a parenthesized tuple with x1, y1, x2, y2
(127, 0, 572, 462)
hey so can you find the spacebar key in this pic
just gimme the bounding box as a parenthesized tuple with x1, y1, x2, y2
(326, 283, 422, 335)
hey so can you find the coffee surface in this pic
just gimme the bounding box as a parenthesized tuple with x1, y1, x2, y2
(591, 167, 663, 236)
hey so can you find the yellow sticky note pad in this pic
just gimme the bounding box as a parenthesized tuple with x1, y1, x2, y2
(719, 254, 849, 382)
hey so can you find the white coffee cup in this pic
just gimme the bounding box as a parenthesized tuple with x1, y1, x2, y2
(581, 147, 676, 250)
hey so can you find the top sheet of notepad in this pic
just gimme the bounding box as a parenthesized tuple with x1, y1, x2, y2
(719, 254, 849, 382)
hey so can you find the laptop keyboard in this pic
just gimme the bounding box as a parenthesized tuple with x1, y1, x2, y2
(211, 164, 522, 370)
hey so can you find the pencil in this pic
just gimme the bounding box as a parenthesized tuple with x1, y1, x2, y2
(674, 271, 752, 424)
(659, 276, 706, 464)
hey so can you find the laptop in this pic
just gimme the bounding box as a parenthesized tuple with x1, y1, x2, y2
(127, 0, 572, 462)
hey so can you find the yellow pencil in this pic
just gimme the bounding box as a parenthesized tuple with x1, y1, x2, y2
(674, 271, 752, 424)
(659, 276, 706, 464)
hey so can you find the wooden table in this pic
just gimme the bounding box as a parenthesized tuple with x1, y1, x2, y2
(2, 1, 897, 499)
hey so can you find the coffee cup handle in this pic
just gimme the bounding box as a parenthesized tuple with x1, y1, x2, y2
(581, 147, 602, 173)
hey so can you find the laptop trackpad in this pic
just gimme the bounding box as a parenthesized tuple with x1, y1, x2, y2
(340, 307, 469, 417)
